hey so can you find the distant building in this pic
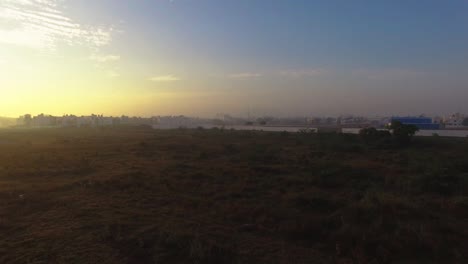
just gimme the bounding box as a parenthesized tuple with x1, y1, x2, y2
(444, 113, 465, 128)
(153, 115, 199, 129)
(338, 115, 370, 127)
(17, 114, 32, 127)
(369, 117, 391, 128)
(32, 114, 56, 127)
(391, 117, 440, 130)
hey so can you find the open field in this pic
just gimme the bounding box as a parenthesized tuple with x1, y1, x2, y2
(0, 127, 467, 264)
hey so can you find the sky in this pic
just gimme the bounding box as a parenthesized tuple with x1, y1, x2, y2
(0, 0, 467, 118)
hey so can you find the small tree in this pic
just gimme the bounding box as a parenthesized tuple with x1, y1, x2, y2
(387, 121, 419, 145)
(359, 127, 391, 145)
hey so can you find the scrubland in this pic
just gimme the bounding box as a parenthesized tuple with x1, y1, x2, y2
(0, 127, 466, 263)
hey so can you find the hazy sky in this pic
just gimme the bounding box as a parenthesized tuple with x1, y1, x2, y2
(1, 0, 467, 117)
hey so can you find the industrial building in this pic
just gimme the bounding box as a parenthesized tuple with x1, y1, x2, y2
(391, 117, 440, 130)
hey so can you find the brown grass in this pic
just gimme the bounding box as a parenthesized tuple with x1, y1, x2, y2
(0, 127, 466, 263)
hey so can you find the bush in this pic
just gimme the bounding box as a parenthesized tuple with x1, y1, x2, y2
(417, 171, 461, 195)
(387, 121, 419, 146)
(359, 127, 391, 143)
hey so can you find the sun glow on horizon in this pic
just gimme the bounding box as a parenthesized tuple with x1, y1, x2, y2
(1, 0, 467, 117)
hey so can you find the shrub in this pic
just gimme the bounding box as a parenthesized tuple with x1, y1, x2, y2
(359, 127, 391, 139)
(387, 121, 419, 146)
(417, 171, 461, 195)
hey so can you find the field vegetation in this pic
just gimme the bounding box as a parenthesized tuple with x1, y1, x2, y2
(0, 127, 466, 263)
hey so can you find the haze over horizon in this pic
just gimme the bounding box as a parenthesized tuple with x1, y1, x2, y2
(1, 0, 467, 118)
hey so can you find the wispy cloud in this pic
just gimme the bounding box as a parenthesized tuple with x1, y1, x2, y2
(149, 75, 180, 82)
(89, 54, 120, 63)
(0, 0, 115, 51)
(228, 72, 262, 80)
(280, 69, 327, 78)
(352, 68, 428, 81)
(86, 54, 120, 78)
(106, 70, 120, 78)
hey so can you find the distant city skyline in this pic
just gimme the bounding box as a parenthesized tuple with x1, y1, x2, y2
(2, 109, 467, 119)
(1, 0, 468, 117)
(6, 111, 467, 133)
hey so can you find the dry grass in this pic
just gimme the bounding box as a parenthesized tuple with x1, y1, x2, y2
(0, 127, 466, 263)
